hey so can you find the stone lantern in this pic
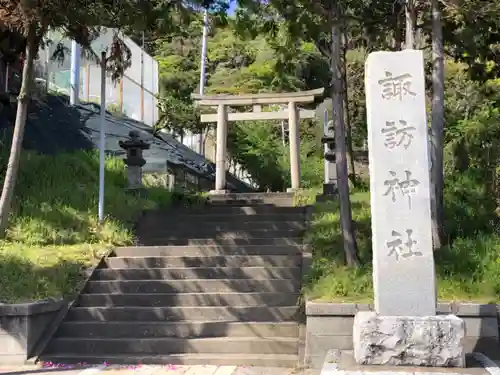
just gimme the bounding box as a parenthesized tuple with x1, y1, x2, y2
(119, 130, 150, 190)
(317, 119, 338, 202)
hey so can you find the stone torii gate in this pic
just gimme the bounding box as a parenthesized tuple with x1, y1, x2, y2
(191, 88, 324, 194)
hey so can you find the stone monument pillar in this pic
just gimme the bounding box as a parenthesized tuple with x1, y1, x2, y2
(119, 130, 150, 190)
(352, 50, 465, 367)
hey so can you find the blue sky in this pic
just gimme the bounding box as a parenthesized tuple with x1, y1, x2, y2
(227, 0, 237, 15)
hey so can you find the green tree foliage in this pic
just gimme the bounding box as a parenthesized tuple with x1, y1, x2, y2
(153, 19, 203, 134)
(154, 19, 331, 97)
(0, 0, 226, 236)
(441, 1, 500, 81)
(155, 20, 203, 100)
(234, 0, 369, 266)
(155, 96, 201, 136)
(153, 0, 500, 268)
(228, 119, 323, 191)
(228, 121, 287, 191)
(154, 19, 331, 190)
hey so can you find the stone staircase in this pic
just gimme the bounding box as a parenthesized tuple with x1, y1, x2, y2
(40, 193, 308, 367)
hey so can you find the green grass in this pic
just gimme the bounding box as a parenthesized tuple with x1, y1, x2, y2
(303, 190, 500, 303)
(0, 150, 176, 303)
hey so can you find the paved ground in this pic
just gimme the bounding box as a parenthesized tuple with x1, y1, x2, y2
(318, 351, 495, 375)
(0, 353, 496, 375)
(0, 365, 319, 375)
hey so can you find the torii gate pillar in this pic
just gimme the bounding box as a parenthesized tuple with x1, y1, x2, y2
(214, 104, 228, 193)
(287, 102, 300, 192)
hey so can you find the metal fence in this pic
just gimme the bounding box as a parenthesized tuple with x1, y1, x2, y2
(36, 29, 159, 126)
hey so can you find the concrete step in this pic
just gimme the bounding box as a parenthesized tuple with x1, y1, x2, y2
(83, 279, 299, 294)
(135, 237, 303, 246)
(93, 267, 301, 281)
(77, 292, 301, 307)
(140, 213, 306, 225)
(104, 255, 301, 269)
(112, 245, 305, 257)
(55, 321, 300, 338)
(140, 221, 307, 233)
(149, 205, 306, 216)
(210, 193, 295, 200)
(208, 197, 295, 207)
(139, 229, 303, 241)
(207, 195, 295, 207)
(66, 306, 299, 322)
(38, 353, 299, 366)
(45, 337, 299, 355)
(207, 200, 294, 207)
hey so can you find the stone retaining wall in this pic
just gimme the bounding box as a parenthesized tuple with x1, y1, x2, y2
(0, 300, 66, 364)
(304, 302, 499, 368)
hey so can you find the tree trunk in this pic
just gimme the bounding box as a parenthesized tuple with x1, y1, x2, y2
(203, 126, 212, 156)
(341, 31, 356, 187)
(430, 0, 446, 249)
(405, 0, 416, 49)
(393, 1, 404, 50)
(415, 10, 425, 49)
(0, 25, 37, 237)
(331, 9, 360, 268)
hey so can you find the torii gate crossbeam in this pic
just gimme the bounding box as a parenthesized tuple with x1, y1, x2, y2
(192, 88, 324, 194)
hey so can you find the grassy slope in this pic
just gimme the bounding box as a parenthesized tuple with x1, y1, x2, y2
(0, 150, 173, 303)
(302, 190, 500, 303)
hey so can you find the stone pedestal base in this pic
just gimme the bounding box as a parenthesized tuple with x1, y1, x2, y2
(322, 182, 338, 196)
(127, 165, 143, 189)
(316, 194, 335, 202)
(353, 311, 466, 367)
(315, 183, 338, 202)
(209, 189, 230, 195)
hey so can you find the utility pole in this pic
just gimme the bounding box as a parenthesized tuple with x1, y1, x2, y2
(140, 31, 145, 121)
(70, 40, 81, 105)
